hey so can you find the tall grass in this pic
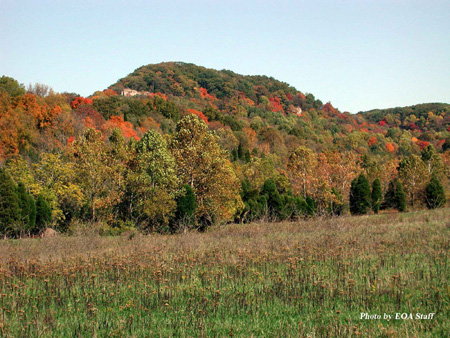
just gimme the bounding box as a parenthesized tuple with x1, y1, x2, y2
(0, 209, 449, 337)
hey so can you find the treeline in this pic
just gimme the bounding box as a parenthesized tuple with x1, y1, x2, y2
(1, 67, 450, 237)
(0, 115, 447, 237)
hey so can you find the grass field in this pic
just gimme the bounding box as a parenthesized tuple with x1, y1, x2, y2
(0, 209, 449, 337)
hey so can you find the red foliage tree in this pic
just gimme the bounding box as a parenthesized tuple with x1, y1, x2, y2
(73, 105, 105, 130)
(71, 96, 93, 109)
(188, 108, 209, 124)
(417, 140, 430, 150)
(199, 87, 215, 101)
(269, 97, 284, 113)
(321, 102, 339, 115)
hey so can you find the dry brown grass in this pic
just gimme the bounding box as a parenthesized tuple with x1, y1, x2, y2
(1, 207, 448, 266)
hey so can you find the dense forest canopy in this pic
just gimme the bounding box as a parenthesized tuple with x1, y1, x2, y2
(0, 62, 449, 236)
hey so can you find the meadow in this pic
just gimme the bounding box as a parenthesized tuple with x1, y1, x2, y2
(0, 209, 449, 337)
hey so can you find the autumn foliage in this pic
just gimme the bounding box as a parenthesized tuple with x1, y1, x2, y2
(102, 116, 139, 140)
(187, 108, 208, 124)
(71, 96, 93, 109)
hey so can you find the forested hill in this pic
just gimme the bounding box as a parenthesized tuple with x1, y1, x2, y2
(110, 61, 320, 106)
(359, 103, 450, 133)
(0, 63, 449, 236)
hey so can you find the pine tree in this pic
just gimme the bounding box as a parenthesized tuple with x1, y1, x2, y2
(350, 178, 358, 214)
(371, 179, 382, 214)
(175, 184, 197, 227)
(425, 176, 446, 209)
(237, 143, 243, 160)
(394, 180, 406, 212)
(350, 174, 371, 215)
(244, 149, 251, 163)
(382, 180, 396, 210)
(35, 195, 52, 232)
(260, 179, 283, 220)
(17, 182, 36, 234)
(0, 169, 21, 235)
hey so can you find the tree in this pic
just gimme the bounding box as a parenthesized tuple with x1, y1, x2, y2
(349, 173, 371, 215)
(35, 194, 52, 232)
(0, 76, 26, 97)
(33, 153, 84, 227)
(425, 176, 446, 209)
(382, 180, 396, 210)
(371, 179, 382, 213)
(238, 178, 265, 222)
(394, 180, 406, 212)
(174, 184, 197, 230)
(17, 182, 36, 234)
(73, 128, 125, 221)
(260, 179, 283, 220)
(0, 168, 21, 235)
(398, 155, 428, 207)
(170, 115, 243, 225)
(288, 146, 317, 198)
(125, 130, 179, 232)
(421, 145, 444, 179)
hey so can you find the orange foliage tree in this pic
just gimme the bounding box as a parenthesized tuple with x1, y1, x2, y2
(102, 116, 139, 140)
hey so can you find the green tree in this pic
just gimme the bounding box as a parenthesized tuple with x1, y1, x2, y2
(421, 145, 444, 178)
(260, 179, 283, 220)
(0, 168, 21, 235)
(0, 76, 26, 97)
(237, 143, 243, 160)
(382, 180, 396, 210)
(425, 176, 446, 209)
(126, 130, 179, 232)
(174, 184, 197, 230)
(394, 180, 407, 212)
(371, 179, 382, 214)
(35, 194, 52, 232)
(33, 153, 84, 227)
(17, 182, 36, 234)
(238, 178, 265, 222)
(350, 174, 371, 215)
(73, 128, 125, 221)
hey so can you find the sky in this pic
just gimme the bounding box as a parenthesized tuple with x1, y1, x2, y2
(1, 0, 449, 113)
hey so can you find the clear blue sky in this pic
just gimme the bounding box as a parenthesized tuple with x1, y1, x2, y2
(1, 0, 449, 113)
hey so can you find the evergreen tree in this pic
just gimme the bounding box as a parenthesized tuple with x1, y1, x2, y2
(350, 174, 371, 215)
(0, 169, 21, 235)
(305, 197, 316, 216)
(237, 143, 243, 160)
(175, 184, 197, 226)
(239, 178, 265, 222)
(231, 149, 238, 162)
(371, 179, 382, 214)
(35, 195, 52, 232)
(260, 179, 283, 220)
(425, 176, 446, 209)
(382, 180, 396, 210)
(349, 178, 358, 214)
(17, 182, 36, 234)
(244, 149, 251, 163)
(394, 180, 406, 212)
